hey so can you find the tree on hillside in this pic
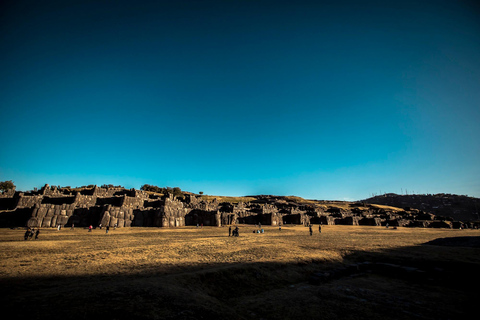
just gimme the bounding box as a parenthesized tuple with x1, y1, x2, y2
(0, 180, 15, 192)
(173, 187, 182, 197)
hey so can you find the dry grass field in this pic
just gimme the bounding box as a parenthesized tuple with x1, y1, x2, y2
(1, 225, 479, 320)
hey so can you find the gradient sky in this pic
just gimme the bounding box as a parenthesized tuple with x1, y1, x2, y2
(1, 0, 479, 200)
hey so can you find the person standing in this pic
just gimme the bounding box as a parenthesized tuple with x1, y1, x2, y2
(35, 229, 40, 240)
(228, 226, 232, 237)
(106, 225, 110, 234)
(88, 225, 93, 232)
(309, 225, 313, 236)
(319, 225, 322, 233)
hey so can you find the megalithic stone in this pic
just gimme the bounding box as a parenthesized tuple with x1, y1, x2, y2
(50, 215, 57, 227)
(100, 212, 111, 226)
(27, 217, 41, 227)
(117, 218, 125, 227)
(109, 216, 117, 227)
(42, 217, 51, 227)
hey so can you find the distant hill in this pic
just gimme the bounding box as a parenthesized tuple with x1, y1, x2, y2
(363, 193, 480, 222)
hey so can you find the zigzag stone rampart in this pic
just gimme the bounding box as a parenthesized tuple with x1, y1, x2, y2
(1, 184, 477, 229)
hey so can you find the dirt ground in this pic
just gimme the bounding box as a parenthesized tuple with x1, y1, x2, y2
(1, 225, 479, 319)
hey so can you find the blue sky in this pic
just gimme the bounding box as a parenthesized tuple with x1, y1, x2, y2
(1, 0, 479, 200)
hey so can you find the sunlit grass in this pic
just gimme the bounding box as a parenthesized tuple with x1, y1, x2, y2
(1, 225, 478, 279)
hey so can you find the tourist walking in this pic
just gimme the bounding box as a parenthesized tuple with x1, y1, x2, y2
(35, 229, 40, 240)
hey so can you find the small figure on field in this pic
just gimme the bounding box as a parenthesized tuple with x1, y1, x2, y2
(114, 223, 117, 230)
(228, 226, 231, 237)
(28, 228, 34, 240)
(106, 226, 110, 234)
(319, 225, 322, 233)
(24, 229, 30, 240)
(88, 225, 93, 232)
(35, 229, 40, 240)
(57, 225, 61, 231)
(386, 223, 389, 228)
(309, 225, 313, 236)
(232, 226, 239, 237)
(71, 224, 75, 230)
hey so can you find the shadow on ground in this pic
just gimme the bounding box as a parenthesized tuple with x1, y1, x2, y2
(3, 237, 480, 320)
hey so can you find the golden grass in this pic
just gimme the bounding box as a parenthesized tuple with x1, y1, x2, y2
(2, 226, 479, 320)
(369, 204, 405, 211)
(1, 225, 478, 278)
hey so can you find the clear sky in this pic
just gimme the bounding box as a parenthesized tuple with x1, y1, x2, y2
(1, 0, 479, 200)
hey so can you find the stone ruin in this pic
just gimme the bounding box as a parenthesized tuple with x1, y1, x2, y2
(0, 185, 474, 229)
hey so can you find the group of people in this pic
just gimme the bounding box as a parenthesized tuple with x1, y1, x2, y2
(228, 226, 239, 237)
(227, 224, 323, 237)
(309, 224, 322, 236)
(24, 227, 39, 240)
(87, 224, 116, 233)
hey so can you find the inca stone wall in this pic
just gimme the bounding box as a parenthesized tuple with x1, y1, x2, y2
(1, 184, 476, 229)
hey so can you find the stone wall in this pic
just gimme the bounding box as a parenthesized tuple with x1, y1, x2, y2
(0, 184, 462, 228)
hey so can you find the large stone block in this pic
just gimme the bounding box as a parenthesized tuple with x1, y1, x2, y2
(45, 208, 55, 217)
(36, 207, 47, 218)
(109, 216, 118, 227)
(117, 218, 125, 227)
(41, 217, 51, 227)
(118, 211, 125, 220)
(100, 212, 110, 226)
(50, 215, 57, 227)
(27, 217, 42, 227)
(57, 215, 69, 226)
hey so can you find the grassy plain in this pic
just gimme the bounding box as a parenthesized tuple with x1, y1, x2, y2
(1, 225, 479, 320)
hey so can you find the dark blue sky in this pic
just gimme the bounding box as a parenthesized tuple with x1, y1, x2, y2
(1, 0, 479, 200)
